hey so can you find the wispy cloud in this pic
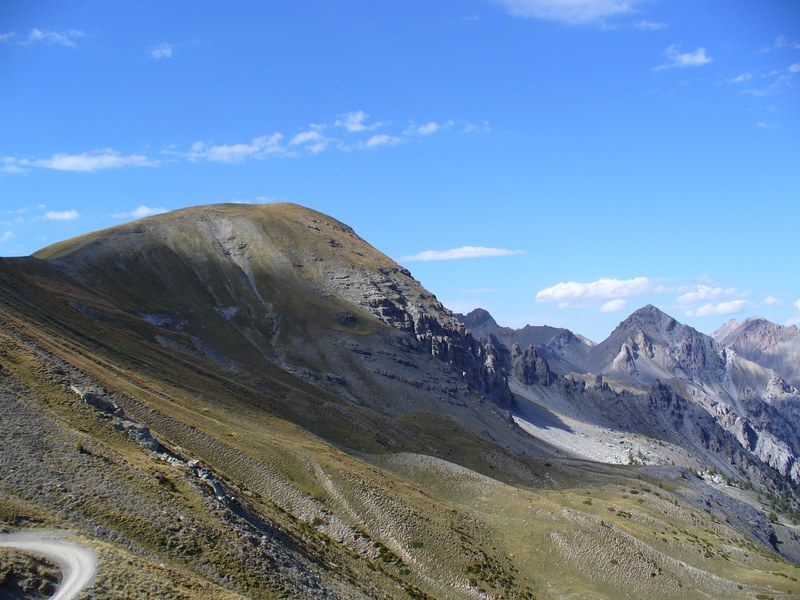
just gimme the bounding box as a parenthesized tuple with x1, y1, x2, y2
(185, 134, 287, 162)
(633, 20, 666, 31)
(1, 157, 27, 174)
(416, 122, 440, 135)
(766, 36, 800, 52)
(0, 230, 13, 243)
(490, 0, 644, 26)
(364, 134, 403, 148)
(728, 72, 752, 84)
(112, 205, 168, 219)
(5, 112, 487, 173)
(289, 129, 332, 153)
(795, 299, 800, 311)
(44, 210, 79, 221)
(536, 277, 650, 308)
(685, 300, 749, 317)
(35, 149, 156, 172)
(763, 296, 780, 306)
(404, 120, 457, 137)
(601, 298, 627, 312)
(335, 110, 382, 132)
(149, 42, 173, 60)
(655, 45, 712, 71)
(401, 246, 525, 262)
(676, 285, 736, 306)
(2, 149, 156, 173)
(676, 283, 751, 317)
(290, 130, 322, 146)
(0, 28, 85, 47)
(735, 66, 797, 97)
(460, 121, 492, 134)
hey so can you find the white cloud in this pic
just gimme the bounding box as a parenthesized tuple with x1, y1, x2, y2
(289, 130, 331, 153)
(406, 120, 456, 137)
(1, 28, 85, 47)
(686, 300, 748, 317)
(0, 230, 13, 242)
(676, 285, 736, 306)
(401, 246, 525, 261)
(741, 70, 794, 97)
(417, 122, 440, 135)
(0, 157, 28, 174)
(536, 277, 650, 305)
(769, 36, 800, 51)
(460, 120, 492, 134)
(187, 134, 286, 162)
(113, 205, 167, 219)
(634, 20, 666, 31)
(794, 299, 800, 311)
(290, 130, 322, 145)
(6, 111, 477, 176)
(34, 149, 156, 172)
(364, 134, 402, 148)
(789, 63, 800, 74)
(601, 298, 627, 313)
(335, 110, 382, 132)
(728, 73, 752, 84)
(491, 0, 643, 25)
(763, 296, 780, 306)
(655, 45, 712, 71)
(44, 210, 79, 221)
(149, 42, 173, 60)
(757, 121, 770, 128)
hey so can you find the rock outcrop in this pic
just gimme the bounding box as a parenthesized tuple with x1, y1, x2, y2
(510, 344, 554, 386)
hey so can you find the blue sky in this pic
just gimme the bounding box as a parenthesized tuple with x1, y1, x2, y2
(2, 1, 799, 342)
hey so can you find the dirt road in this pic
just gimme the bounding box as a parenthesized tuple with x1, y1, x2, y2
(0, 530, 96, 600)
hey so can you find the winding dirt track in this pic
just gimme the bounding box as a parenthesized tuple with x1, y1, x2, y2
(0, 530, 96, 600)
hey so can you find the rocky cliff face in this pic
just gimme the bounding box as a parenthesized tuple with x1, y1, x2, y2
(455, 309, 592, 376)
(510, 344, 554, 386)
(714, 318, 800, 389)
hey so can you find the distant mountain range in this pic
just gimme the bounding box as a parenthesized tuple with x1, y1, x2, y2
(1, 203, 799, 598)
(458, 304, 800, 485)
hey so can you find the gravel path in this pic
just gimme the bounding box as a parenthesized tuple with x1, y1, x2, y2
(0, 530, 96, 600)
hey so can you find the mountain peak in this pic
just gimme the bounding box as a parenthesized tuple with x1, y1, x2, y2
(613, 304, 678, 336)
(458, 308, 499, 331)
(630, 303, 671, 320)
(589, 304, 724, 385)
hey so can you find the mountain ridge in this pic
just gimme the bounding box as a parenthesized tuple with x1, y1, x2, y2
(714, 317, 800, 389)
(2, 202, 799, 598)
(460, 304, 800, 487)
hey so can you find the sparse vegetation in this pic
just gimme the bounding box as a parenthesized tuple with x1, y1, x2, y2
(1, 204, 798, 599)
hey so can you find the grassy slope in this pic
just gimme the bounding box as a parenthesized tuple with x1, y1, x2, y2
(0, 204, 797, 598)
(1, 268, 797, 599)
